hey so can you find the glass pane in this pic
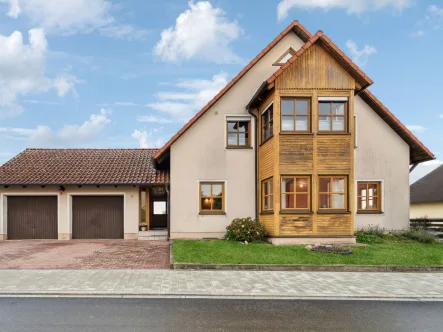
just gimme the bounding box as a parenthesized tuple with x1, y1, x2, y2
(228, 133, 238, 146)
(319, 178, 331, 193)
(212, 198, 223, 210)
(269, 180, 273, 194)
(262, 112, 269, 125)
(368, 183, 378, 196)
(357, 183, 367, 197)
(227, 121, 237, 132)
(281, 194, 294, 209)
(238, 121, 249, 133)
(201, 198, 211, 210)
(212, 184, 223, 197)
(282, 99, 294, 115)
(296, 100, 308, 115)
(269, 122, 274, 135)
(295, 116, 308, 131)
(280, 52, 293, 63)
(281, 116, 294, 131)
(239, 133, 248, 146)
(319, 103, 330, 115)
(332, 194, 345, 209)
(140, 191, 146, 223)
(319, 194, 330, 209)
(264, 182, 269, 195)
(296, 178, 308, 193)
(201, 184, 211, 197)
(332, 178, 345, 192)
(153, 201, 167, 215)
(319, 116, 330, 131)
(270, 107, 273, 120)
(296, 194, 309, 209)
(358, 196, 367, 210)
(282, 178, 295, 193)
(263, 126, 269, 140)
(332, 116, 345, 131)
(269, 196, 274, 209)
(332, 103, 345, 115)
(368, 197, 377, 210)
(264, 196, 269, 210)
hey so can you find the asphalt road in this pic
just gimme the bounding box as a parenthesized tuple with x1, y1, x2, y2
(0, 298, 442, 332)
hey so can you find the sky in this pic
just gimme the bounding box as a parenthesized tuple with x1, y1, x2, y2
(0, 0, 442, 183)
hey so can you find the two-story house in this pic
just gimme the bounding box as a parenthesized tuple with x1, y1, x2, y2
(0, 21, 434, 243)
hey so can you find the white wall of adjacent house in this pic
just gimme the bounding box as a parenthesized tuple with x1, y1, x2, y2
(169, 32, 305, 239)
(410, 202, 443, 219)
(0, 186, 139, 240)
(354, 96, 410, 230)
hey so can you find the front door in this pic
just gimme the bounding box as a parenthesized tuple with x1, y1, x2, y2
(150, 197, 167, 229)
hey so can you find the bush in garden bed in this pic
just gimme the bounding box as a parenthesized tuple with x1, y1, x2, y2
(356, 225, 438, 244)
(225, 217, 266, 243)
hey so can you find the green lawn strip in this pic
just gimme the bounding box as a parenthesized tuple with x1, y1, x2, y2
(172, 240, 443, 266)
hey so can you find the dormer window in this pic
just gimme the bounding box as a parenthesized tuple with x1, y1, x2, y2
(273, 47, 296, 66)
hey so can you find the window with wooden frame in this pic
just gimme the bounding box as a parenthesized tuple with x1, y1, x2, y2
(262, 178, 274, 212)
(281, 176, 310, 211)
(261, 103, 274, 143)
(273, 47, 296, 66)
(199, 182, 225, 214)
(318, 176, 347, 210)
(226, 119, 251, 148)
(281, 98, 310, 132)
(357, 182, 381, 213)
(318, 101, 348, 133)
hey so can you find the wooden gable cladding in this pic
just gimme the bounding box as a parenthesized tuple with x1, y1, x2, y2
(317, 135, 352, 173)
(280, 135, 314, 173)
(275, 44, 356, 90)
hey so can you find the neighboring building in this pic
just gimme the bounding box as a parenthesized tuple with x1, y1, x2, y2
(0, 21, 434, 243)
(410, 164, 443, 220)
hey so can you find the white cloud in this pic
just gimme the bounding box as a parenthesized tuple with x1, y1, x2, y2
(137, 115, 173, 124)
(0, 108, 111, 146)
(345, 40, 376, 66)
(145, 72, 228, 123)
(440, 114, 443, 118)
(410, 159, 443, 184)
(412, 5, 443, 37)
(23, 99, 59, 105)
(406, 125, 426, 133)
(277, 0, 414, 21)
(132, 129, 163, 148)
(154, 1, 243, 63)
(0, 0, 148, 39)
(0, 28, 81, 117)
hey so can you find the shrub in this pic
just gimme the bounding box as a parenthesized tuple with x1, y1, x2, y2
(355, 232, 383, 244)
(357, 225, 385, 237)
(396, 229, 437, 244)
(225, 217, 266, 242)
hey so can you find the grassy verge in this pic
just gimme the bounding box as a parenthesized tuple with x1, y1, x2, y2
(172, 239, 443, 266)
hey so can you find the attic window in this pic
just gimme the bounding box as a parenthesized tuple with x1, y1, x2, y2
(273, 48, 296, 66)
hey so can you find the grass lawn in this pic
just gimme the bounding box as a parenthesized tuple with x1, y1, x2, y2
(172, 239, 443, 266)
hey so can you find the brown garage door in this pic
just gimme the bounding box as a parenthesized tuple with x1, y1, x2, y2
(7, 196, 58, 240)
(72, 196, 124, 239)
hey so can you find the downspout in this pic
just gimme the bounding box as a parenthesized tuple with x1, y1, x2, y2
(247, 107, 259, 220)
(165, 184, 170, 239)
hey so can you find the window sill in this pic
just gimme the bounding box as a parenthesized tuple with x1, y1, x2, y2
(280, 131, 313, 135)
(260, 211, 274, 215)
(226, 146, 253, 150)
(260, 135, 274, 147)
(280, 210, 313, 215)
(199, 211, 226, 216)
(357, 211, 384, 215)
(317, 132, 351, 136)
(317, 210, 351, 215)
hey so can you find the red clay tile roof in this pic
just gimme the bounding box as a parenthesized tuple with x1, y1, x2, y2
(266, 30, 373, 88)
(0, 149, 169, 185)
(153, 20, 312, 161)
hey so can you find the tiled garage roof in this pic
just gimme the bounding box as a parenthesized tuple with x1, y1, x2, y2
(0, 149, 169, 186)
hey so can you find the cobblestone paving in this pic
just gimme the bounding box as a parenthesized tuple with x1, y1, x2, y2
(0, 270, 442, 298)
(0, 240, 169, 269)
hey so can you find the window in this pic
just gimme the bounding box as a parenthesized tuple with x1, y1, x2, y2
(273, 48, 296, 66)
(281, 176, 310, 210)
(226, 119, 251, 148)
(281, 98, 310, 132)
(262, 178, 273, 212)
(199, 182, 225, 214)
(261, 104, 274, 143)
(319, 101, 347, 132)
(319, 176, 347, 210)
(357, 182, 381, 212)
(153, 201, 167, 215)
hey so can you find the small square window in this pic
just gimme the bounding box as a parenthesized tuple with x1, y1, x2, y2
(226, 120, 251, 148)
(200, 182, 225, 214)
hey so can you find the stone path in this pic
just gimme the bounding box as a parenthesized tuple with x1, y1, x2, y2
(0, 270, 442, 299)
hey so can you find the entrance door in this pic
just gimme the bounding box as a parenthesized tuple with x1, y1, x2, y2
(150, 197, 167, 229)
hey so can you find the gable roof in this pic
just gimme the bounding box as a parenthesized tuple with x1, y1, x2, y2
(153, 20, 312, 161)
(0, 149, 169, 186)
(266, 30, 373, 90)
(411, 164, 443, 204)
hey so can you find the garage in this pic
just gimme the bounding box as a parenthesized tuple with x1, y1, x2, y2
(72, 196, 124, 239)
(7, 196, 58, 240)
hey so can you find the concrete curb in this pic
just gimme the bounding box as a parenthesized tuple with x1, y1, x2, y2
(172, 263, 443, 273)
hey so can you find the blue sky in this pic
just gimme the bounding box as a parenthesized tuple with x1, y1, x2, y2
(0, 0, 442, 182)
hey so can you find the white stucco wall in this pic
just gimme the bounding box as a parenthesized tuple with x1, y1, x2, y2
(354, 96, 410, 230)
(170, 33, 305, 239)
(0, 186, 140, 240)
(410, 202, 443, 219)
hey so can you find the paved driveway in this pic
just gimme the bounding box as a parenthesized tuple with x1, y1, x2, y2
(0, 240, 169, 270)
